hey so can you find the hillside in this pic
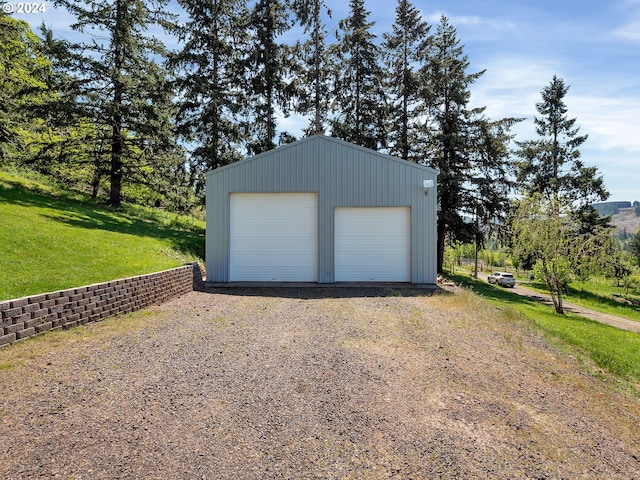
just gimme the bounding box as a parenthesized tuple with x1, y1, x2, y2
(0, 171, 204, 301)
(610, 207, 640, 234)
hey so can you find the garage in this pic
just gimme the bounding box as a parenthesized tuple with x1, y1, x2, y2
(229, 193, 318, 281)
(205, 135, 438, 284)
(335, 207, 410, 282)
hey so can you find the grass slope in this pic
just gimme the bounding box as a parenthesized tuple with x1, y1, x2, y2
(446, 272, 640, 385)
(525, 277, 640, 323)
(0, 172, 204, 301)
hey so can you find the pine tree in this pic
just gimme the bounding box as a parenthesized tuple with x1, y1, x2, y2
(243, 0, 295, 154)
(329, 0, 386, 150)
(381, 0, 430, 161)
(291, 0, 332, 135)
(418, 16, 486, 273)
(516, 75, 609, 223)
(51, 0, 178, 207)
(171, 0, 249, 195)
(467, 116, 521, 276)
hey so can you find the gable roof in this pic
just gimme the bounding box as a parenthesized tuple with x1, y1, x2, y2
(205, 135, 437, 177)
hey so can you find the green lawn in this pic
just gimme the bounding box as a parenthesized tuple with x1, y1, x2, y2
(0, 171, 204, 301)
(513, 276, 640, 323)
(446, 271, 640, 385)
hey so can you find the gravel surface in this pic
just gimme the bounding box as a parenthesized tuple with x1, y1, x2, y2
(1, 287, 639, 479)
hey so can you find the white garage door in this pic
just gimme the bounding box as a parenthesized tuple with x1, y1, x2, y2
(335, 207, 411, 282)
(230, 193, 318, 281)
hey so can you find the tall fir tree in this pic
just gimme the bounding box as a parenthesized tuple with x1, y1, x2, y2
(381, 0, 430, 161)
(34, 27, 110, 192)
(51, 0, 178, 207)
(291, 0, 332, 135)
(418, 16, 487, 273)
(467, 116, 521, 275)
(171, 0, 249, 196)
(329, 0, 386, 150)
(516, 75, 608, 225)
(243, 0, 295, 154)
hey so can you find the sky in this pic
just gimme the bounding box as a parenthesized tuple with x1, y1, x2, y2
(11, 0, 640, 202)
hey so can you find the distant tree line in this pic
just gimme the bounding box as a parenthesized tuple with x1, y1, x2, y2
(1, 0, 611, 275)
(593, 201, 632, 216)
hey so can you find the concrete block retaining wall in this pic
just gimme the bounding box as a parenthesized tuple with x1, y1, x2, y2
(0, 263, 203, 348)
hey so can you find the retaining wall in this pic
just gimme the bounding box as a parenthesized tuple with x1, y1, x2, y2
(0, 263, 203, 348)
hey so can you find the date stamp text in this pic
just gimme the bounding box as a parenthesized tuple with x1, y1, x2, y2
(2, 2, 47, 14)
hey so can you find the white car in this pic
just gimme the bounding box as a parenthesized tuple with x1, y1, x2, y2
(488, 272, 516, 288)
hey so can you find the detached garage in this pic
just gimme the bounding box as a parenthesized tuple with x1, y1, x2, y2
(205, 135, 437, 284)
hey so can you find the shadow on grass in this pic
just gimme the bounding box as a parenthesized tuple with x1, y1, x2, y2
(444, 271, 548, 310)
(567, 285, 640, 313)
(0, 181, 204, 261)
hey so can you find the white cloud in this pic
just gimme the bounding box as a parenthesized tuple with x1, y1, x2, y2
(423, 11, 516, 34)
(611, 0, 640, 41)
(470, 56, 561, 119)
(612, 18, 640, 41)
(570, 95, 640, 153)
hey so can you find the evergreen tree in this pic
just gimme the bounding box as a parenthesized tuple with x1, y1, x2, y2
(418, 16, 486, 273)
(381, 0, 430, 161)
(329, 0, 386, 150)
(52, 0, 178, 207)
(291, 0, 332, 135)
(31, 27, 111, 193)
(516, 75, 608, 224)
(467, 116, 521, 276)
(171, 0, 249, 195)
(243, 0, 295, 154)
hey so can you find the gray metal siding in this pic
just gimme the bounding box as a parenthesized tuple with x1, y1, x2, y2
(206, 135, 438, 283)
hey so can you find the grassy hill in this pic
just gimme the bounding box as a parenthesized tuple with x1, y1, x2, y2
(0, 171, 205, 301)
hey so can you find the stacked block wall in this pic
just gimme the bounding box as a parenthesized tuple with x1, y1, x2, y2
(0, 264, 198, 348)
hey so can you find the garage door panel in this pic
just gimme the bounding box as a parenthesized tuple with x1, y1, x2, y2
(230, 193, 317, 281)
(335, 207, 410, 282)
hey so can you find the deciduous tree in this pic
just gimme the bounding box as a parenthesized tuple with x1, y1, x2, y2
(0, 12, 49, 162)
(511, 194, 613, 313)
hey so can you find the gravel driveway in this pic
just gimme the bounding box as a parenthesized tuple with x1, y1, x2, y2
(1, 287, 639, 479)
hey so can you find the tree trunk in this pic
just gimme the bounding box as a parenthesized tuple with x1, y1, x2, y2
(555, 287, 565, 314)
(437, 220, 445, 274)
(109, 0, 125, 208)
(313, 0, 322, 134)
(109, 118, 123, 207)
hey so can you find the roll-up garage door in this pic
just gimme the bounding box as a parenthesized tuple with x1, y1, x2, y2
(230, 193, 318, 281)
(335, 207, 410, 282)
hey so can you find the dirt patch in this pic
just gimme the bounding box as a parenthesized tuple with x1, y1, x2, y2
(1, 288, 639, 479)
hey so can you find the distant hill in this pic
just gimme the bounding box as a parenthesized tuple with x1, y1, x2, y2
(608, 207, 640, 234)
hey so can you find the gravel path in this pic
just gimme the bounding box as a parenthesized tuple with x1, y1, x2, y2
(1, 287, 639, 479)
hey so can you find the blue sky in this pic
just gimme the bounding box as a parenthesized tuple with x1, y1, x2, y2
(13, 0, 640, 202)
